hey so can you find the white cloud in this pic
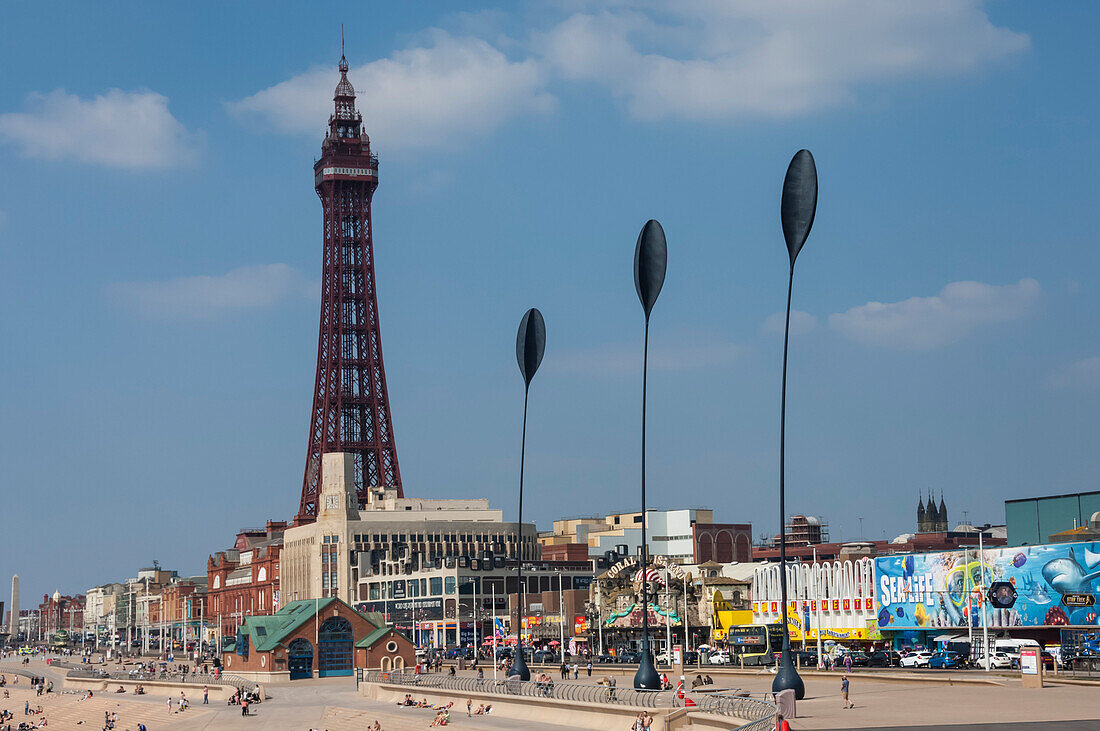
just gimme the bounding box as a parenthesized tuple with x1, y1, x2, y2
(762, 310, 816, 335)
(1049, 357, 1100, 392)
(230, 31, 555, 150)
(534, 0, 1028, 120)
(829, 278, 1039, 350)
(110, 264, 316, 320)
(0, 89, 199, 168)
(550, 337, 745, 375)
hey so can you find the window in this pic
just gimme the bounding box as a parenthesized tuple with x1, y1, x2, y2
(255, 626, 267, 637)
(430, 578, 443, 596)
(322, 573, 329, 589)
(445, 576, 456, 595)
(369, 584, 380, 601)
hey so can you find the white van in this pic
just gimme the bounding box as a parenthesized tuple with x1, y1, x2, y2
(994, 638, 1040, 665)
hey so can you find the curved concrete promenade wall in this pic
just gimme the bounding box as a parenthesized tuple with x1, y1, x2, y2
(64, 676, 238, 701)
(359, 671, 774, 731)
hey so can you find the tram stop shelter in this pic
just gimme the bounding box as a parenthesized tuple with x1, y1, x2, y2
(221, 597, 415, 681)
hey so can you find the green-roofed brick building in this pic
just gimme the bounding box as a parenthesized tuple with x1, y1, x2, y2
(221, 596, 414, 681)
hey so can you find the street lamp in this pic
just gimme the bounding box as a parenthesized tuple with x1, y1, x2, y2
(773, 149, 818, 701)
(509, 308, 546, 683)
(633, 219, 667, 691)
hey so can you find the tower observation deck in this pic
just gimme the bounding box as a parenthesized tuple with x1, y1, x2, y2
(297, 50, 403, 524)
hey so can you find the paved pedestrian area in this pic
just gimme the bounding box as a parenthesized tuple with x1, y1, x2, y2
(706, 672, 1100, 730)
(0, 684, 213, 729)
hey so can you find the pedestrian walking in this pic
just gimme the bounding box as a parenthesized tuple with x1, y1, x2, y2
(467, 699, 472, 716)
(166, 697, 172, 715)
(203, 685, 209, 704)
(572, 661, 578, 679)
(776, 712, 791, 731)
(844, 654, 852, 673)
(242, 697, 249, 716)
(586, 660, 592, 677)
(841, 674, 853, 709)
(560, 661, 567, 680)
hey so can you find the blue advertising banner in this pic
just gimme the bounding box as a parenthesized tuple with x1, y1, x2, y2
(874, 542, 1100, 629)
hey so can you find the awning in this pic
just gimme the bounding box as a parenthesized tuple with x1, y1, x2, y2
(932, 634, 968, 643)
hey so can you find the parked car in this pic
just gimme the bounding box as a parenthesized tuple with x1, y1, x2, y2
(595, 654, 617, 664)
(682, 651, 700, 666)
(618, 651, 643, 664)
(533, 650, 560, 664)
(900, 651, 933, 668)
(868, 651, 901, 668)
(929, 651, 963, 669)
(708, 651, 731, 665)
(1040, 652, 1056, 670)
(793, 651, 818, 666)
(837, 652, 870, 667)
(976, 652, 1013, 670)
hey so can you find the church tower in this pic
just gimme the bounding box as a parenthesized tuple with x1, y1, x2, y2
(938, 492, 949, 532)
(925, 491, 939, 533)
(917, 495, 927, 533)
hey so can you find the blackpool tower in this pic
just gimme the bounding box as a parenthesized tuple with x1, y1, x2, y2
(297, 49, 403, 524)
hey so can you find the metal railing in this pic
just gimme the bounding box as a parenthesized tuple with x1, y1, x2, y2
(362, 669, 777, 728)
(693, 693, 779, 730)
(364, 669, 675, 708)
(66, 666, 254, 691)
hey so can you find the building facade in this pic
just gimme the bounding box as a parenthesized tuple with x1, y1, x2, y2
(208, 522, 285, 640)
(542, 509, 749, 564)
(1005, 490, 1100, 545)
(752, 558, 880, 646)
(282, 452, 539, 607)
(37, 591, 84, 637)
(223, 597, 415, 681)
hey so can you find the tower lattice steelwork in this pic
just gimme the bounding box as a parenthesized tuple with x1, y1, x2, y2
(297, 50, 403, 523)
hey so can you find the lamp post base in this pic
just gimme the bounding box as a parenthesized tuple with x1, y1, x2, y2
(771, 653, 805, 700)
(508, 650, 530, 682)
(634, 649, 661, 690)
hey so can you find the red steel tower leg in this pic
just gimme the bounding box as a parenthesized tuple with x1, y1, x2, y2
(297, 51, 402, 524)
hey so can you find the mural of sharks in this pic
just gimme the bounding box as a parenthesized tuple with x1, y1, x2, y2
(1041, 548, 1100, 595)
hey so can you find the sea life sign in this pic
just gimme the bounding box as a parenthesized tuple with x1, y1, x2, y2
(874, 542, 1100, 629)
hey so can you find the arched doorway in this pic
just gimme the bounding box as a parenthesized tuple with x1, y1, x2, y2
(318, 616, 354, 677)
(735, 533, 751, 562)
(716, 531, 733, 563)
(698, 534, 714, 563)
(288, 638, 313, 680)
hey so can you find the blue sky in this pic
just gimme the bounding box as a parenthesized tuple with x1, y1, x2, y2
(1, 1, 1098, 605)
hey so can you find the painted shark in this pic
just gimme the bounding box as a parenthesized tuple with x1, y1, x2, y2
(1041, 548, 1100, 595)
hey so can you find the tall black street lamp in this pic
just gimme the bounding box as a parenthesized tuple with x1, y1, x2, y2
(509, 307, 545, 682)
(773, 149, 818, 700)
(633, 219, 667, 690)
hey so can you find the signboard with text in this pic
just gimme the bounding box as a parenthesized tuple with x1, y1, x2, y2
(875, 541, 1100, 629)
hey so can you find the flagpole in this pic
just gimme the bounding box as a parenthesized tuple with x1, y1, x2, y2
(492, 585, 498, 682)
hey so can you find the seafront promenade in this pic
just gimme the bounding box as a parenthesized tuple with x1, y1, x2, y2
(3, 655, 1100, 730)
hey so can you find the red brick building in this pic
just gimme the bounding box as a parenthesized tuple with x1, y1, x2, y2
(38, 591, 84, 636)
(222, 597, 414, 681)
(160, 578, 207, 625)
(208, 521, 285, 640)
(693, 523, 753, 563)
